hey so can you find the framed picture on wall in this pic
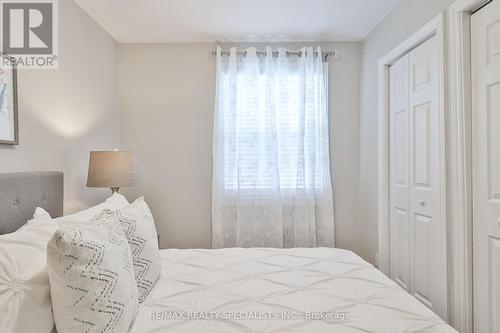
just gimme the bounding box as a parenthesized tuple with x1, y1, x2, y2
(0, 55, 18, 145)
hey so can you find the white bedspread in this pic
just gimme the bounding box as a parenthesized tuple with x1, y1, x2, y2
(132, 248, 457, 333)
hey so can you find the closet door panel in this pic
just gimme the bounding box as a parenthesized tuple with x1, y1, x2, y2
(408, 36, 446, 319)
(472, 1, 500, 331)
(413, 103, 431, 188)
(389, 54, 410, 291)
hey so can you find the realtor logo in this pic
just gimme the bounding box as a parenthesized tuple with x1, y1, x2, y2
(0, 0, 58, 69)
(3, 2, 53, 54)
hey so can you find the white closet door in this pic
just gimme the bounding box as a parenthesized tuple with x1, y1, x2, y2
(472, 1, 500, 332)
(408, 36, 447, 319)
(389, 35, 447, 320)
(389, 54, 410, 291)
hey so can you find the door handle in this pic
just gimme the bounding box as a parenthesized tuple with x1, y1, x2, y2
(418, 200, 426, 207)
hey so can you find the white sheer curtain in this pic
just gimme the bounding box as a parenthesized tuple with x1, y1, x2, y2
(212, 46, 334, 248)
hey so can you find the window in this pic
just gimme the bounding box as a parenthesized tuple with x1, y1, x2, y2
(214, 48, 331, 195)
(212, 47, 335, 248)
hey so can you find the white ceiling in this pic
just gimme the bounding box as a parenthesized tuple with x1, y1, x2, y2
(74, 0, 401, 43)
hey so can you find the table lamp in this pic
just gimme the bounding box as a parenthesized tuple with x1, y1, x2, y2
(87, 150, 138, 193)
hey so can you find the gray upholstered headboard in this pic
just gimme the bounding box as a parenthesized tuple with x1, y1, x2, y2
(0, 172, 63, 235)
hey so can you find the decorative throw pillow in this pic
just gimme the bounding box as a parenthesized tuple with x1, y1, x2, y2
(47, 209, 139, 333)
(117, 197, 160, 303)
(0, 220, 60, 333)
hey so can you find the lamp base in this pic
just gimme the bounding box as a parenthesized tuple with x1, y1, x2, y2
(110, 187, 120, 193)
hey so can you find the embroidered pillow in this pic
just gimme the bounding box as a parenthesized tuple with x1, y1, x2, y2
(47, 209, 139, 333)
(117, 197, 160, 302)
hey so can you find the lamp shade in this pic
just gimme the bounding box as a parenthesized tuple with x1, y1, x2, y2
(87, 151, 138, 189)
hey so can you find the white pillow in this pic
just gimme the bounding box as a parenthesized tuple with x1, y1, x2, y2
(117, 197, 161, 302)
(60, 192, 129, 221)
(39, 192, 130, 226)
(32, 206, 52, 220)
(27, 193, 130, 227)
(0, 220, 59, 333)
(16, 206, 53, 232)
(47, 209, 139, 333)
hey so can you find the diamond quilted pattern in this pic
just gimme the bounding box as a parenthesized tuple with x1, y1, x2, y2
(131, 248, 457, 333)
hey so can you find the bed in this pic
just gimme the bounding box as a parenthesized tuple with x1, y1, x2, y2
(132, 247, 456, 333)
(0, 172, 457, 333)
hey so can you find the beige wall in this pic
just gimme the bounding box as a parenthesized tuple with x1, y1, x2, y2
(119, 43, 215, 248)
(119, 42, 362, 250)
(0, 0, 119, 213)
(358, 0, 456, 263)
